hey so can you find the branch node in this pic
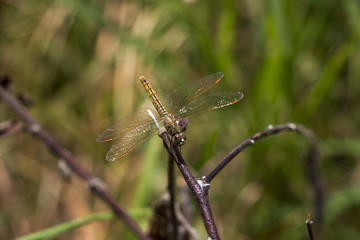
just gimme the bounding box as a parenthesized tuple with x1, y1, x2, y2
(306, 212, 313, 225)
(57, 159, 73, 181)
(0, 75, 11, 89)
(305, 212, 315, 240)
(88, 177, 108, 192)
(197, 176, 210, 191)
(288, 123, 297, 130)
(28, 123, 41, 134)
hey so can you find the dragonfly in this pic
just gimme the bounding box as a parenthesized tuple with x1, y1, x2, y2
(97, 72, 243, 161)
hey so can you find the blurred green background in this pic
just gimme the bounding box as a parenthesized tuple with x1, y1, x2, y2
(1, 0, 360, 239)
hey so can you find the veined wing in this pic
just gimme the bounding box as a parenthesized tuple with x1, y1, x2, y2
(96, 109, 162, 142)
(174, 92, 244, 119)
(96, 109, 163, 161)
(105, 124, 160, 161)
(164, 72, 224, 115)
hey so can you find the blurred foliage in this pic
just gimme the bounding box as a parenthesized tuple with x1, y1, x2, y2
(1, 0, 360, 239)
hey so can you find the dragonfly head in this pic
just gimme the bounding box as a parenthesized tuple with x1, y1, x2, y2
(172, 132, 186, 146)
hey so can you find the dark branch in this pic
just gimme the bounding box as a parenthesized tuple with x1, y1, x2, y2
(161, 133, 220, 240)
(206, 123, 304, 183)
(306, 213, 315, 240)
(205, 123, 324, 222)
(167, 155, 178, 240)
(305, 144, 324, 222)
(0, 86, 148, 240)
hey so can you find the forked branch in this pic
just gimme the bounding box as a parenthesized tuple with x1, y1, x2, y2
(161, 132, 220, 240)
(162, 123, 322, 240)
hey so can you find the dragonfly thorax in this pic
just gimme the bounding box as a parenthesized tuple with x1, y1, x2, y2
(162, 114, 186, 146)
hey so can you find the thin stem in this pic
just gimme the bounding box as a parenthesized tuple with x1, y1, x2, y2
(0, 86, 148, 240)
(306, 213, 315, 240)
(167, 155, 178, 240)
(305, 145, 324, 222)
(206, 123, 302, 183)
(205, 123, 324, 221)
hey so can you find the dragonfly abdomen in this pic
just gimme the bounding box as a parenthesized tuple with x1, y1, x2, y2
(139, 76, 168, 117)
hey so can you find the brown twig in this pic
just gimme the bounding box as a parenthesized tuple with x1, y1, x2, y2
(161, 133, 220, 240)
(204, 123, 324, 221)
(206, 123, 301, 182)
(306, 212, 315, 240)
(167, 155, 178, 240)
(305, 144, 324, 222)
(0, 85, 148, 240)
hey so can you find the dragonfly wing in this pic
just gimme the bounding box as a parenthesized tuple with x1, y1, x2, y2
(164, 72, 224, 114)
(96, 108, 164, 161)
(105, 123, 162, 161)
(175, 92, 244, 119)
(96, 109, 163, 142)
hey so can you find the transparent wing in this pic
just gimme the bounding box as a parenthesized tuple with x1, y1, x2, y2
(164, 72, 224, 115)
(105, 124, 162, 161)
(174, 92, 244, 119)
(96, 109, 162, 142)
(96, 109, 164, 161)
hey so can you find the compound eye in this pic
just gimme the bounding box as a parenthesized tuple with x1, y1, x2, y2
(173, 133, 186, 146)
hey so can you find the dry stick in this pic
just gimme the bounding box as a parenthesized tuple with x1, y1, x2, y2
(0, 86, 148, 240)
(305, 144, 324, 222)
(206, 123, 300, 182)
(205, 123, 324, 221)
(167, 155, 178, 240)
(161, 133, 220, 240)
(306, 213, 315, 240)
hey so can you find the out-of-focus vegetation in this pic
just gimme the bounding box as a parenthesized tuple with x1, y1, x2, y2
(1, 0, 360, 239)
